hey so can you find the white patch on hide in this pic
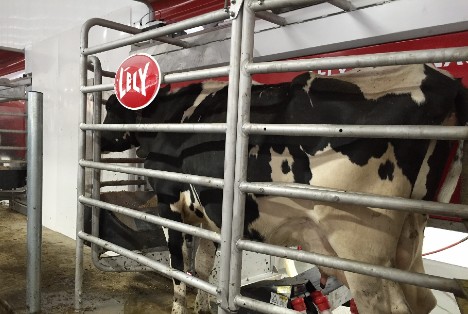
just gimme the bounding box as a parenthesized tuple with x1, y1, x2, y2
(437, 140, 463, 203)
(315, 64, 429, 105)
(306, 143, 412, 196)
(269, 147, 295, 182)
(302, 73, 315, 94)
(411, 140, 437, 200)
(249, 145, 260, 158)
(181, 81, 228, 122)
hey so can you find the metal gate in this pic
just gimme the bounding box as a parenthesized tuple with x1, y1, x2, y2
(75, 1, 468, 313)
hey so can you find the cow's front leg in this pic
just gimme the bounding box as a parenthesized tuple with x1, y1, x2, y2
(194, 238, 217, 314)
(167, 228, 189, 314)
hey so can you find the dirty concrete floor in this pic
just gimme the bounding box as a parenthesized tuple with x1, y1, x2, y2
(0, 202, 195, 314)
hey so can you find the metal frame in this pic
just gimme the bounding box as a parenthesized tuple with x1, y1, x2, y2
(26, 91, 43, 313)
(75, 1, 468, 313)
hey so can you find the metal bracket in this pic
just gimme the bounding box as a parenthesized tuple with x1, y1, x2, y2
(229, 0, 245, 19)
(456, 279, 468, 314)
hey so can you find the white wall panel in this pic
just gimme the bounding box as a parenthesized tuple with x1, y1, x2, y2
(0, 0, 148, 50)
(30, 7, 140, 239)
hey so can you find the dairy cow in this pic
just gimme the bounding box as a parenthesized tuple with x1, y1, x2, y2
(101, 64, 468, 314)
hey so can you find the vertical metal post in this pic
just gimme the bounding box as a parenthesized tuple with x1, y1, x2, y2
(75, 50, 88, 311)
(88, 56, 106, 271)
(228, 0, 255, 310)
(26, 91, 43, 313)
(218, 5, 243, 313)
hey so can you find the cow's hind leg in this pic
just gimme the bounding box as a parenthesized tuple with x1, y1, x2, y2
(167, 228, 189, 314)
(194, 238, 217, 314)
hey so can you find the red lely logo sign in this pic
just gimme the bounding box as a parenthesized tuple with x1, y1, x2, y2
(114, 53, 161, 110)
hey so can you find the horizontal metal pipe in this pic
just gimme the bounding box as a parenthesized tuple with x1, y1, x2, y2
(78, 231, 218, 295)
(250, 0, 326, 12)
(0, 160, 26, 164)
(86, 62, 116, 78)
(0, 129, 27, 134)
(0, 146, 27, 151)
(80, 66, 230, 94)
(239, 182, 468, 219)
(100, 179, 146, 187)
(99, 158, 145, 163)
(328, 0, 355, 11)
(237, 240, 465, 297)
(80, 160, 224, 189)
(0, 97, 27, 102)
(81, 123, 227, 133)
(82, 18, 141, 37)
(0, 112, 27, 117)
(235, 295, 298, 314)
(155, 36, 191, 48)
(244, 124, 468, 140)
(81, 83, 114, 93)
(247, 48, 468, 73)
(79, 196, 221, 243)
(163, 66, 230, 84)
(254, 11, 287, 26)
(84, 10, 230, 55)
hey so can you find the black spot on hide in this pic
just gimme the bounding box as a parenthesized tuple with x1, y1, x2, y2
(281, 160, 291, 174)
(378, 160, 395, 181)
(194, 209, 204, 218)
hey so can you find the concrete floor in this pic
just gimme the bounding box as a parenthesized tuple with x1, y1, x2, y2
(0, 202, 191, 314)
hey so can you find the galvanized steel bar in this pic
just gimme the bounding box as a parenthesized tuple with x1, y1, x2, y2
(80, 66, 230, 94)
(0, 159, 26, 164)
(250, 0, 326, 12)
(247, 48, 468, 73)
(80, 160, 224, 189)
(79, 196, 221, 243)
(26, 91, 43, 314)
(0, 129, 27, 134)
(155, 36, 191, 48)
(81, 123, 227, 133)
(217, 8, 243, 313)
(83, 10, 230, 55)
(0, 146, 27, 150)
(81, 18, 141, 50)
(164, 66, 230, 84)
(328, 0, 355, 11)
(78, 231, 218, 296)
(244, 124, 468, 140)
(100, 179, 146, 187)
(80, 83, 114, 93)
(239, 182, 468, 219)
(254, 11, 287, 26)
(75, 47, 88, 312)
(88, 56, 113, 273)
(99, 158, 145, 163)
(228, 1, 256, 311)
(237, 240, 465, 297)
(0, 112, 27, 117)
(86, 62, 116, 78)
(235, 295, 298, 314)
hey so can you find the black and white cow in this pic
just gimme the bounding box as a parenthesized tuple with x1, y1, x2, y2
(101, 64, 468, 314)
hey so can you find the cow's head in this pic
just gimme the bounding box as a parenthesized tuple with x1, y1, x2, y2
(101, 94, 140, 153)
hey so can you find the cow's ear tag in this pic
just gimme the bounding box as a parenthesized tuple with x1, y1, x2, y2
(114, 53, 161, 110)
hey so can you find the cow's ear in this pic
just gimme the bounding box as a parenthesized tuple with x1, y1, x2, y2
(455, 82, 468, 126)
